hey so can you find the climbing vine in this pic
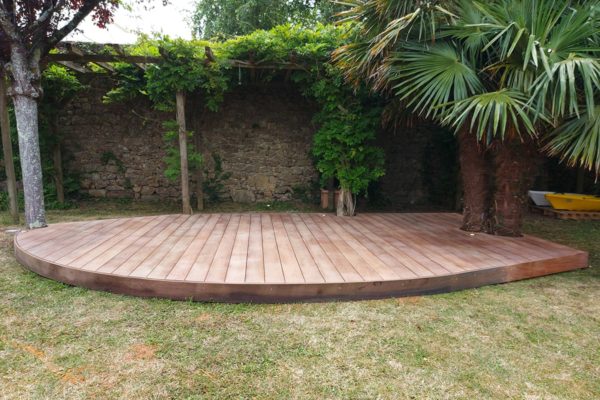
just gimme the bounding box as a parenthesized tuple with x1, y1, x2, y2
(102, 24, 386, 213)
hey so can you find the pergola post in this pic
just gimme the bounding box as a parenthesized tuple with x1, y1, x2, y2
(176, 90, 192, 214)
(0, 72, 19, 224)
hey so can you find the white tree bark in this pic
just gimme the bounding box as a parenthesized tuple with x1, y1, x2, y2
(13, 94, 46, 228)
(10, 47, 46, 229)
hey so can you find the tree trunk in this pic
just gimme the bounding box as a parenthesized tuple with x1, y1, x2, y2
(9, 45, 46, 229)
(336, 188, 356, 217)
(492, 137, 538, 237)
(176, 91, 192, 214)
(13, 94, 46, 228)
(0, 73, 19, 224)
(458, 131, 491, 232)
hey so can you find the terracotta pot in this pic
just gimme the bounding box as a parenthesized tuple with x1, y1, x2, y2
(320, 189, 340, 209)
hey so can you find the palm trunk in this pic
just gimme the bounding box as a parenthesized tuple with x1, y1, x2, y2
(492, 137, 538, 237)
(458, 131, 492, 232)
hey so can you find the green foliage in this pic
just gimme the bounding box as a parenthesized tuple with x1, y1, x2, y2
(312, 111, 385, 195)
(104, 24, 384, 194)
(103, 63, 147, 103)
(0, 190, 24, 212)
(0, 65, 83, 209)
(203, 153, 232, 203)
(309, 65, 385, 195)
(146, 38, 229, 112)
(41, 65, 84, 107)
(220, 23, 348, 63)
(335, 0, 600, 173)
(192, 0, 343, 39)
(162, 120, 203, 181)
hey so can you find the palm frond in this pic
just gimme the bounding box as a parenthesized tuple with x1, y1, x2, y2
(545, 106, 600, 174)
(441, 90, 542, 142)
(531, 56, 600, 118)
(391, 42, 483, 119)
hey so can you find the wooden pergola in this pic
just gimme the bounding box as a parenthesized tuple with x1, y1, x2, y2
(37, 42, 310, 214)
(47, 42, 307, 72)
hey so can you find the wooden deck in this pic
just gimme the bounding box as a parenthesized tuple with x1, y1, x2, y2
(14, 213, 588, 302)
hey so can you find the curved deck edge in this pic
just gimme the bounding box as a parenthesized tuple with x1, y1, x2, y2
(14, 234, 588, 303)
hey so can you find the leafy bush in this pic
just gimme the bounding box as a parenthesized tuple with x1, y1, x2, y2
(203, 153, 232, 203)
(162, 120, 203, 181)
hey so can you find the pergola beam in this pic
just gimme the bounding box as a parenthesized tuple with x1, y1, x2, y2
(47, 53, 307, 71)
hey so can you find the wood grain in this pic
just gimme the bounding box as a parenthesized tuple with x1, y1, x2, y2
(14, 212, 589, 302)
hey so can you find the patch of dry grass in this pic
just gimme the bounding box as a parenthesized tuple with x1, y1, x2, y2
(0, 203, 598, 399)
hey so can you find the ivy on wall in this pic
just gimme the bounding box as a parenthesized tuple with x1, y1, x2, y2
(102, 24, 386, 207)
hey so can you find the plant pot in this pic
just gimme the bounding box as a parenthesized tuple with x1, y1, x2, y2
(320, 189, 340, 209)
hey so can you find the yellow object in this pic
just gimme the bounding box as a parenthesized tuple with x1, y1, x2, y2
(544, 193, 600, 211)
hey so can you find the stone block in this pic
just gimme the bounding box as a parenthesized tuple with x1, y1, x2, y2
(231, 189, 256, 203)
(88, 189, 106, 198)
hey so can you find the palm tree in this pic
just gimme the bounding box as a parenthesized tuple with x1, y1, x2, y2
(334, 0, 600, 236)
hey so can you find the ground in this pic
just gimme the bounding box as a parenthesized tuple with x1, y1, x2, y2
(0, 201, 598, 399)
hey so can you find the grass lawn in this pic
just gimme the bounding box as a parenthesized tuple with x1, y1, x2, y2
(0, 201, 598, 399)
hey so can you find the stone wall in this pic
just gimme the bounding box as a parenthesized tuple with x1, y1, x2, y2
(60, 75, 318, 203)
(58, 74, 456, 209)
(191, 84, 318, 202)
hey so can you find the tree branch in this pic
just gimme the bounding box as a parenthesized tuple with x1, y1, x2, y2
(43, 0, 103, 54)
(0, 6, 20, 43)
(25, 0, 65, 38)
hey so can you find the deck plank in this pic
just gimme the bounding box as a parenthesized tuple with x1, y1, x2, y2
(50, 218, 134, 264)
(204, 214, 241, 282)
(14, 212, 589, 303)
(129, 215, 199, 278)
(354, 214, 447, 276)
(307, 214, 381, 281)
(225, 214, 251, 283)
(96, 215, 178, 274)
(299, 214, 362, 282)
(70, 216, 157, 270)
(323, 215, 405, 280)
(244, 214, 265, 283)
(186, 214, 232, 281)
(112, 215, 190, 276)
(80, 216, 169, 272)
(166, 214, 221, 280)
(147, 215, 211, 279)
(290, 214, 343, 283)
(271, 214, 304, 283)
(260, 214, 285, 283)
(335, 216, 418, 279)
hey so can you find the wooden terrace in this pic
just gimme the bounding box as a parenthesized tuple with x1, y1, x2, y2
(14, 213, 588, 303)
